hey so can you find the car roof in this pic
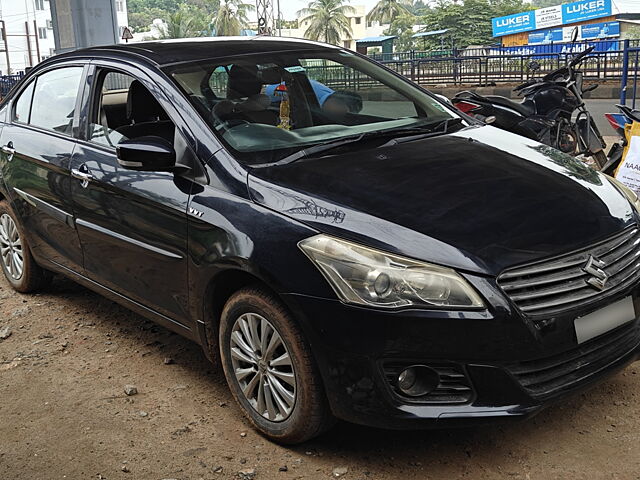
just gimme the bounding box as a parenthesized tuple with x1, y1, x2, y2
(61, 37, 340, 67)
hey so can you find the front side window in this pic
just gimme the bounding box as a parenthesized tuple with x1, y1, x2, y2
(88, 69, 175, 149)
(168, 49, 459, 165)
(30, 67, 83, 135)
(13, 81, 35, 123)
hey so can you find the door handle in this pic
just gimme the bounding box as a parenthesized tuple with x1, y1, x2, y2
(1, 141, 15, 161)
(71, 167, 94, 188)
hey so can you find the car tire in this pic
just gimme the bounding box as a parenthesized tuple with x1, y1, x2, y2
(219, 286, 334, 444)
(0, 200, 51, 292)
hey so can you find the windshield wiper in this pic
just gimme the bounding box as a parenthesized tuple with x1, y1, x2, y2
(255, 133, 369, 168)
(254, 117, 465, 168)
(379, 117, 464, 147)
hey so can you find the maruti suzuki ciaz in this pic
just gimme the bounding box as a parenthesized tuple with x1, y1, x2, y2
(0, 37, 639, 444)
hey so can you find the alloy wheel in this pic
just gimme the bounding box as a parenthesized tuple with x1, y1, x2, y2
(230, 312, 297, 421)
(0, 213, 23, 280)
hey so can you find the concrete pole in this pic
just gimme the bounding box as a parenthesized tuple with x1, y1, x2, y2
(0, 20, 10, 74)
(33, 20, 41, 63)
(25, 21, 32, 67)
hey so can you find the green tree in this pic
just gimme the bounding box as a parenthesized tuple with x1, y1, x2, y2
(384, 13, 417, 51)
(128, 7, 166, 32)
(367, 0, 412, 25)
(531, 0, 559, 7)
(157, 4, 208, 38)
(127, 0, 184, 12)
(214, 0, 255, 36)
(420, 0, 530, 48)
(298, 0, 355, 45)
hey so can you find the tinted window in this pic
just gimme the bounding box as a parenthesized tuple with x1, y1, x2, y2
(13, 81, 35, 123)
(88, 70, 175, 149)
(169, 50, 459, 165)
(30, 67, 83, 135)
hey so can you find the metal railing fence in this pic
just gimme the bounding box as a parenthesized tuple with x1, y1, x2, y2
(0, 73, 24, 99)
(620, 40, 640, 109)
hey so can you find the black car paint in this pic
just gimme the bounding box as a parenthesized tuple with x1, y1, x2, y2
(0, 39, 638, 430)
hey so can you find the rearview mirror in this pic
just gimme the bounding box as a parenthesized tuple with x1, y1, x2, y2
(571, 26, 579, 43)
(116, 136, 176, 171)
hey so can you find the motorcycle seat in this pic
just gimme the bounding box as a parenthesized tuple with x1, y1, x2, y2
(484, 95, 536, 117)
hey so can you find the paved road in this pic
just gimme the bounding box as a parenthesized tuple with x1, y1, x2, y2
(585, 98, 620, 136)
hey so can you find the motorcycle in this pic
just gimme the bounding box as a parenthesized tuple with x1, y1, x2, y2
(452, 43, 607, 168)
(601, 104, 640, 175)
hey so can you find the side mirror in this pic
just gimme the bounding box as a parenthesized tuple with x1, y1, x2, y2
(571, 26, 579, 43)
(435, 93, 453, 105)
(116, 136, 176, 171)
(528, 60, 540, 71)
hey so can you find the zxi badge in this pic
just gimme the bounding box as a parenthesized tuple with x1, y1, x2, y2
(582, 255, 609, 290)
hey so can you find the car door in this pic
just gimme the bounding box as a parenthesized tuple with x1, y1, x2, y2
(0, 64, 85, 273)
(69, 64, 193, 325)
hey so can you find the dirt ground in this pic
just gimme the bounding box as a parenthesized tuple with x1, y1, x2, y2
(1, 274, 640, 480)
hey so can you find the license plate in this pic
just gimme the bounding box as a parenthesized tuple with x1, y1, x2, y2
(574, 296, 636, 344)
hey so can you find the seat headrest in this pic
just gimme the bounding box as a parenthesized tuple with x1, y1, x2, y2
(227, 64, 262, 99)
(126, 80, 168, 123)
(260, 66, 284, 85)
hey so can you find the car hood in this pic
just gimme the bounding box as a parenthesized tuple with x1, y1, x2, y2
(247, 125, 635, 276)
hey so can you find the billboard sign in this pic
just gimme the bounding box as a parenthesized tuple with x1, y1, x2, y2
(528, 28, 563, 45)
(492, 0, 613, 37)
(492, 11, 535, 37)
(562, 0, 612, 24)
(492, 40, 620, 57)
(534, 6, 562, 30)
(528, 21, 619, 44)
(580, 21, 620, 39)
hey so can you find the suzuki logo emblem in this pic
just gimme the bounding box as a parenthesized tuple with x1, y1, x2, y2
(583, 255, 608, 290)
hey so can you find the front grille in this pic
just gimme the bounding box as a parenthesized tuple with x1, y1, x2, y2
(381, 363, 474, 404)
(498, 227, 640, 317)
(507, 321, 640, 398)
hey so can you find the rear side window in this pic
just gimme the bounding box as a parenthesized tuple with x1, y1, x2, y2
(13, 81, 35, 123)
(29, 67, 83, 135)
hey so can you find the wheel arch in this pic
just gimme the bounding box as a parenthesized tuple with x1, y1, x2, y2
(200, 266, 286, 363)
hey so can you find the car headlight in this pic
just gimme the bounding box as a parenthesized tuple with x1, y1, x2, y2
(298, 235, 485, 309)
(608, 176, 640, 212)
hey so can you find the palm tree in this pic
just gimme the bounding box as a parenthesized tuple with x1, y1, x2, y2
(214, 0, 255, 36)
(157, 6, 206, 39)
(298, 0, 355, 45)
(367, 0, 412, 25)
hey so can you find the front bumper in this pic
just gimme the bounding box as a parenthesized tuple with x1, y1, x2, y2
(282, 282, 640, 430)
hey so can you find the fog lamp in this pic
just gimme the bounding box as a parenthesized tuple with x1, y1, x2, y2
(396, 365, 440, 397)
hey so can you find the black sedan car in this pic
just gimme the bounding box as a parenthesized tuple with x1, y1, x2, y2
(1, 38, 639, 444)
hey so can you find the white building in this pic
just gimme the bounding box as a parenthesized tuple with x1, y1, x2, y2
(0, 0, 129, 75)
(0, 0, 56, 74)
(115, 0, 130, 40)
(278, 5, 388, 51)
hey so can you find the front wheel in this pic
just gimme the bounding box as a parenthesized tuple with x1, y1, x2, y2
(219, 286, 334, 444)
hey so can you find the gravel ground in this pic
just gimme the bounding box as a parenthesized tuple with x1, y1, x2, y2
(1, 274, 640, 480)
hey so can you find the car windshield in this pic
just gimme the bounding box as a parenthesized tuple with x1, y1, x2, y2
(166, 48, 461, 165)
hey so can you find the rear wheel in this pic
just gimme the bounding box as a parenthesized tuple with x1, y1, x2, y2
(0, 200, 50, 292)
(219, 286, 333, 444)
